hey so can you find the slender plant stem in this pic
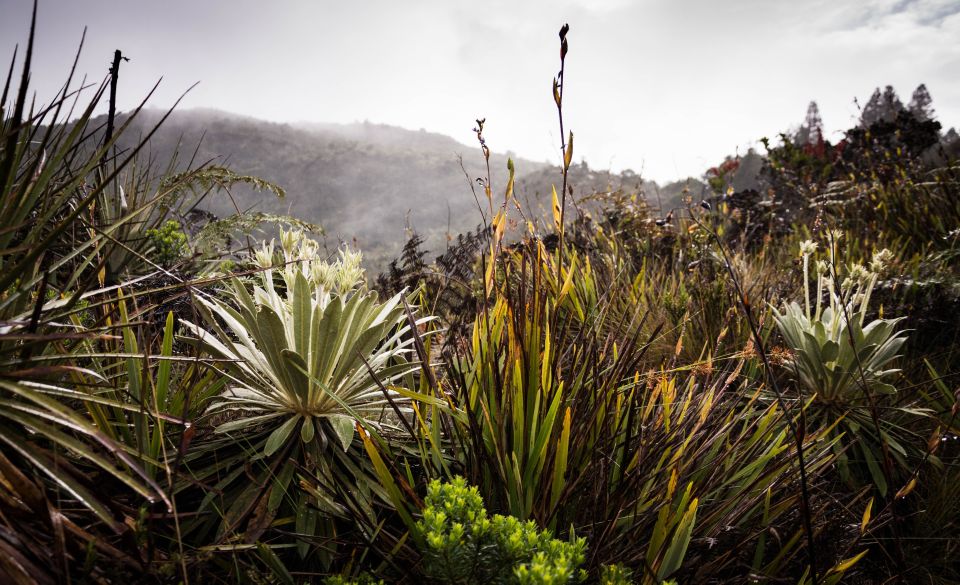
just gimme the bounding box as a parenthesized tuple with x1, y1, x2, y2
(694, 212, 819, 585)
(555, 23, 570, 276)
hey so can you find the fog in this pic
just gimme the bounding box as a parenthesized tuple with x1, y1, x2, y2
(2, 0, 958, 182)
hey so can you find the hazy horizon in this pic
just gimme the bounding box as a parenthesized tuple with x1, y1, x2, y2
(2, 0, 958, 183)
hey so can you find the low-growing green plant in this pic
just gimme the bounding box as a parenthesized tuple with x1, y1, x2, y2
(416, 476, 588, 585)
(145, 219, 189, 267)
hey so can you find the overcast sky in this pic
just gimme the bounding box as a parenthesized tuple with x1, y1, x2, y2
(2, 0, 959, 182)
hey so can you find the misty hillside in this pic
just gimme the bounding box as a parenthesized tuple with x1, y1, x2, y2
(116, 109, 704, 267)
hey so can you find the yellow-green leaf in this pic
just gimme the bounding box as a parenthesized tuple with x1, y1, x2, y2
(563, 131, 574, 169)
(552, 185, 562, 233)
(895, 477, 917, 499)
(860, 497, 873, 534)
(833, 549, 868, 573)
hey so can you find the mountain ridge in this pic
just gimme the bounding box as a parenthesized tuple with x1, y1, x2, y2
(115, 108, 704, 267)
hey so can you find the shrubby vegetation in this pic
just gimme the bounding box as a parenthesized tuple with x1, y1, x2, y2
(417, 476, 591, 585)
(1, 13, 959, 585)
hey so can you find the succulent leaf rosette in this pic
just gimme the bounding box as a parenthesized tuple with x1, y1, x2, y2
(772, 237, 913, 494)
(184, 231, 430, 453)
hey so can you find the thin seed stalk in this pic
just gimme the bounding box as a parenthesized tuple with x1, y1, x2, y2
(860, 273, 878, 326)
(815, 272, 823, 321)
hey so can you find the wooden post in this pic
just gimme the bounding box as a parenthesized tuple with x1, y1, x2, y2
(103, 49, 123, 154)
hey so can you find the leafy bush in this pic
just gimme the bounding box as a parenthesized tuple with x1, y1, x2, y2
(417, 477, 588, 585)
(145, 219, 189, 266)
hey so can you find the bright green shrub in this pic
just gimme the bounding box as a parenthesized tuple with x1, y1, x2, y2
(416, 477, 588, 585)
(145, 219, 189, 266)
